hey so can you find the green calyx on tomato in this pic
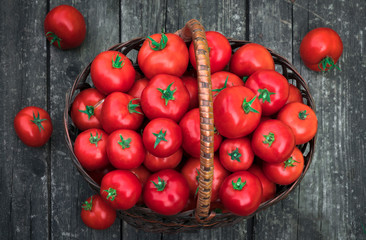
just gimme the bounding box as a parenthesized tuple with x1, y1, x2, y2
(89, 131, 102, 147)
(242, 76, 248, 83)
(195, 168, 200, 198)
(232, 177, 247, 190)
(212, 76, 229, 96)
(228, 147, 242, 162)
(112, 54, 126, 69)
(79, 105, 95, 119)
(46, 31, 62, 49)
(157, 82, 176, 106)
(30, 111, 47, 132)
(152, 129, 168, 148)
(262, 132, 275, 147)
(284, 157, 300, 169)
(128, 98, 143, 115)
(242, 96, 259, 114)
(258, 88, 275, 103)
(104, 188, 117, 201)
(147, 32, 168, 51)
(298, 110, 309, 120)
(318, 56, 341, 72)
(118, 134, 132, 149)
(151, 176, 166, 191)
(81, 196, 93, 211)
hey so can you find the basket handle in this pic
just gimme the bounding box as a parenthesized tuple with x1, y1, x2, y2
(176, 19, 215, 221)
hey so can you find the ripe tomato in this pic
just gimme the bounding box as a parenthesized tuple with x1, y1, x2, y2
(141, 74, 189, 122)
(127, 77, 149, 98)
(229, 43, 275, 80)
(180, 156, 229, 202)
(81, 195, 116, 230)
(143, 169, 189, 215)
(219, 137, 254, 172)
(100, 170, 142, 210)
(181, 75, 199, 110)
(106, 129, 145, 170)
(300, 27, 343, 72)
(70, 88, 105, 131)
(219, 171, 262, 216)
(213, 86, 262, 138)
(142, 118, 182, 158)
(245, 70, 289, 116)
(91, 51, 135, 95)
(189, 31, 231, 73)
(262, 147, 304, 185)
(144, 148, 183, 172)
(138, 32, 189, 79)
(286, 84, 303, 105)
(74, 128, 109, 171)
(44, 5, 86, 49)
(179, 108, 222, 158)
(247, 163, 276, 202)
(101, 92, 144, 133)
(211, 71, 244, 102)
(86, 164, 115, 185)
(130, 165, 151, 204)
(277, 102, 318, 145)
(14, 106, 53, 147)
(251, 119, 295, 164)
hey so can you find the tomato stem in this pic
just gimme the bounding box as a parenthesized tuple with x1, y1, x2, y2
(151, 176, 166, 191)
(112, 54, 126, 68)
(147, 31, 168, 51)
(298, 110, 309, 120)
(152, 129, 168, 149)
(104, 188, 117, 201)
(157, 82, 176, 106)
(212, 76, 229, 96)
(262, 132, 275, 147)
(118, 134, 132, 149)
(89, 131, 102, 147)
(258, 88, 275, 103)
(81, 196, 93, 211)
(79, 105, 95, 119)
(228, 147, 242, 162)
(232, 177, 247, 190)
(46, 31, 62, 49)
(242, 96, 259, 114)
(194, 168, 200, 198)
(284, 157, 300, 169)
(318, 56, 341, 72)
(128, 98, 143, 115)
(30, 111, 47, 132)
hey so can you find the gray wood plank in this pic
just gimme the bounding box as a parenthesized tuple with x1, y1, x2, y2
(0, 0, 49, 239)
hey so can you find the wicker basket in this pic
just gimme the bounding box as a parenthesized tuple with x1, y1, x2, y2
(63, 19, 316, 233)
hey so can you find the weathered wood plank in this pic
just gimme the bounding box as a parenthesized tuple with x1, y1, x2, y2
(0, 0, 49, 239)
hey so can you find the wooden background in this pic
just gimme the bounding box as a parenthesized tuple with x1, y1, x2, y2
(1, 0, 365, 239)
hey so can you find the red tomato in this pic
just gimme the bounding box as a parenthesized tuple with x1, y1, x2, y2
(300, 27, 343, 72)
(277, 102, 318, 145)
(251, 119, 295, 164)
(247, 163, 276, 202)
(106, 129, 145, 170)
(219, 137, 254, 172)
(100, 170, 142, 210)
(101, 92, 144, 133)
(189, 31, 231, 73)
(86, 164, 115, 185)
(81, 195, 116, 230)
(141, 74, 190, 122)
(179, 108, 222, 158)
(143, 169, 189, 215)
(74, 128, 109, 171)
(262, 147, 304, 185)
(138, 32, 189, 79)
(70, 88, 105, 131)
(213, 86, 262, 138)
(142, 118, 182, 158)
(229, 43, 275, 79)
(181, 75, 199, 110)
(130, 165, 151, 204)
(44, 5, 86, 49)
(144, 148, 183, 172)
(180, 156, 229, 202)
(286, 84, 303, 105)
(219, 171, 262, 216)
(211, 71, 244, 102)
(91, 51, 135, 95)
(245, 70, 289, 116)
(127, 77, 149, 98)
(14, 106, 53, 147)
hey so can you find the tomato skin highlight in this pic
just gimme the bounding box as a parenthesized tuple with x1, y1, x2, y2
(81, 195, 116, 230)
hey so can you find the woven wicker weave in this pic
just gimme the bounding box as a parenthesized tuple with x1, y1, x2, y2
(63, 19, 316, 233)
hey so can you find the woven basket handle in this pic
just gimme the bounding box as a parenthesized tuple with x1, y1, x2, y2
(176, 19, 215, 221)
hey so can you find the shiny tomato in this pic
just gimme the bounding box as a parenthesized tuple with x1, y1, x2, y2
(142, 118, 182, 158)
(245, 70, 289, 116)
(14, 106, 53, 147)
(74, 128, 109, 171)
(138, 32, 189, 79)
(70, 88, 105, 131)
(91, 51, 135, 95)
(100, 170, 142, 210)
(143, 169, 189, 215)
(213, 86, 262, 138)
(144, 148, 183, 172)
(219, 137, 254, 172)
(286, 84, 303, 104)
(277, 102, 318, 145)
(247, 163, 276, 202)
(181, 75, 199, 110)
(251, 119, 295, 164)
(106, 129, 145, 170)
(44, 5, 86, 49)
(130, 165, 151, 204)
(141, 74, 189, 122)
(211, 71, 244, 102)
(300, 27, 343, 72)
(101, 92, 144, 133)
(262, 147, 304, 185)
(219, 171, 262, 216)
(229, 43, 275, 79)
(189, 31, 231, 73)
(127, 77, 149, 98)
(81, 195, 116, 230)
